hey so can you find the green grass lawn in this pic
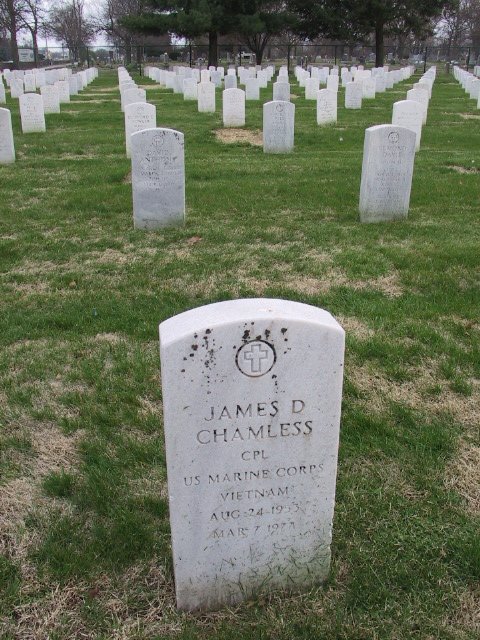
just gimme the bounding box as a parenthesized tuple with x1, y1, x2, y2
(0, 66, 479, 639)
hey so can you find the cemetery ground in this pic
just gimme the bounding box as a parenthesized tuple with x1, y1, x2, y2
(0, 68, 479, 639)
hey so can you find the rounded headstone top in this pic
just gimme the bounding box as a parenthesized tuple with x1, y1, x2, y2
(159, 299, 344, 345)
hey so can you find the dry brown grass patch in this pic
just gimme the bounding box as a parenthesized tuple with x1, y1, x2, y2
(448, 164, 480, 174)
(459, 113, 480, 120)
(444, 586, 480, 635)
(215, 128, 263, 146)
(445, 438, 480, 515)
(348, 358, 480, 430)
(337, 315, 375, 339)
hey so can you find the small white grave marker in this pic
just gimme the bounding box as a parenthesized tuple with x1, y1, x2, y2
(131, 128, 185, 230)
(125, 101, 157, 158)
(359, 124, 416, 222)
(263, 100, 295, 153)
(19, 93, 45, 133)
(0, 108, 15, 163)
(223, 88, 245, 127)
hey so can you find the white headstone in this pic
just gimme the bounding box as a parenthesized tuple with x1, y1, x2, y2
(392, 100, 423, 151)
(222, 88, 245, 127)
(0, 83, 5, 104)
(125, 101, 156, 158)
(56, 80, 70, 103)
(273, 82, 290, 101)
(345, 82, 362, 109)
(326, 75, 339, 92)
(263, 100, 295, 153)
(69, 75, 79, 96)
(10, 79, 24, 99)
(257, 70, 268, 88)
(362, 77, 376, 99)
(406, 88, 428, 125)
(224, 75, 237, 90)
(198, 82, 216, 113)
(24, 74, 36, 93)
(131, 127, 185, 230)
(245, 77, 260, 100)
(40, 85, 60, 114)
(19, 93, 45, 133)
(0, 108, 15, 164)
(123, 87, 146, 112)
(159, 298, 345, 611)
(304, 77, 320, 100)
(183, 78, 198, 100)
(359, 125, 416, 222)
(316, 89, 337, 125)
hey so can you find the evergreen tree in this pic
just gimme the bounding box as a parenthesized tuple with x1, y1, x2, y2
(289, 0, 448, 66)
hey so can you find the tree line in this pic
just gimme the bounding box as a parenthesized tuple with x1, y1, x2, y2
(1, 0, 479, 68)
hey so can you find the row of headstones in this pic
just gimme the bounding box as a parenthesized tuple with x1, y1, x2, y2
(142, 60, 416, 137)
(360, 67, 437, 222)
(296, 64, 414, 106)
(452, 66, 480, 108)
(128, 70, 436, 229)
(0, 67, 98, 164)
(118, 67, 157, 159)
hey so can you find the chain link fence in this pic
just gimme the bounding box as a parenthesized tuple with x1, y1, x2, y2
(2, 42, 478, 72)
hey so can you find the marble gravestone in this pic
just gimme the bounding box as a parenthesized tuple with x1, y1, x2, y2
(359, 125, 416, 222)
(10, 79, 24, 99)
(131, 128, 185, 230)
(263, 101, 295, 153)
(40, 85, 60, 114)
(124, 101, 156, 158)
(123, 87, 146, 112)
(317, 89, 337, 125)
(159, 298, 345, 612)
(326, 75, 339, 92)
(223, 88, 245, 127)
(224, 75, 237, 90)
(0, 83, 5, 104)
(406, 88, 428, 125)
(183, 78, 198, 100)
(273, 82, 290, 101)
(24, 74, 36, 93)
(304, 77, 320, 100)
(392, 100, 423, 151)
(0, 108, 15, 164)
(245, 77, 260, 100)
(19, 93, 45, 133)
(345, 82, 362, 109)
(198, 82, 216, 113)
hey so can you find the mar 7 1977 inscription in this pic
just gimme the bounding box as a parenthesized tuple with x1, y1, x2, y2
(159, 299, 345, 611)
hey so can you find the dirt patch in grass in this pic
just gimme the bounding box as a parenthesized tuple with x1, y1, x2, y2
(445, 438, 480, 515)
(123, 170, 132, 184)
(1, 560, 176, 640)
(215, 128, 263, 146)
(337, 315, 375, 339)
(444, 586, 480, 635)
(459, 113, 480, 120)
(448, 165, 480, 174)
(348, 359, 480, 429)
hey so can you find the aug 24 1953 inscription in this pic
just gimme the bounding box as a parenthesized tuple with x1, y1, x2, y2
(159, 299, 345, 611)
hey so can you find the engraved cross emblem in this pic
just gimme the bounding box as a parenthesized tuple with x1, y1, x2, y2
(236, 340, 276, 377)
(243, 342, 269, 374)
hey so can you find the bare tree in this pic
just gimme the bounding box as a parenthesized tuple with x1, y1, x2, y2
(0, 0, 22, 66)
(47, 0, 96, 61)
(95, 0, 145, 64)
(18, 0, 46, 62)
